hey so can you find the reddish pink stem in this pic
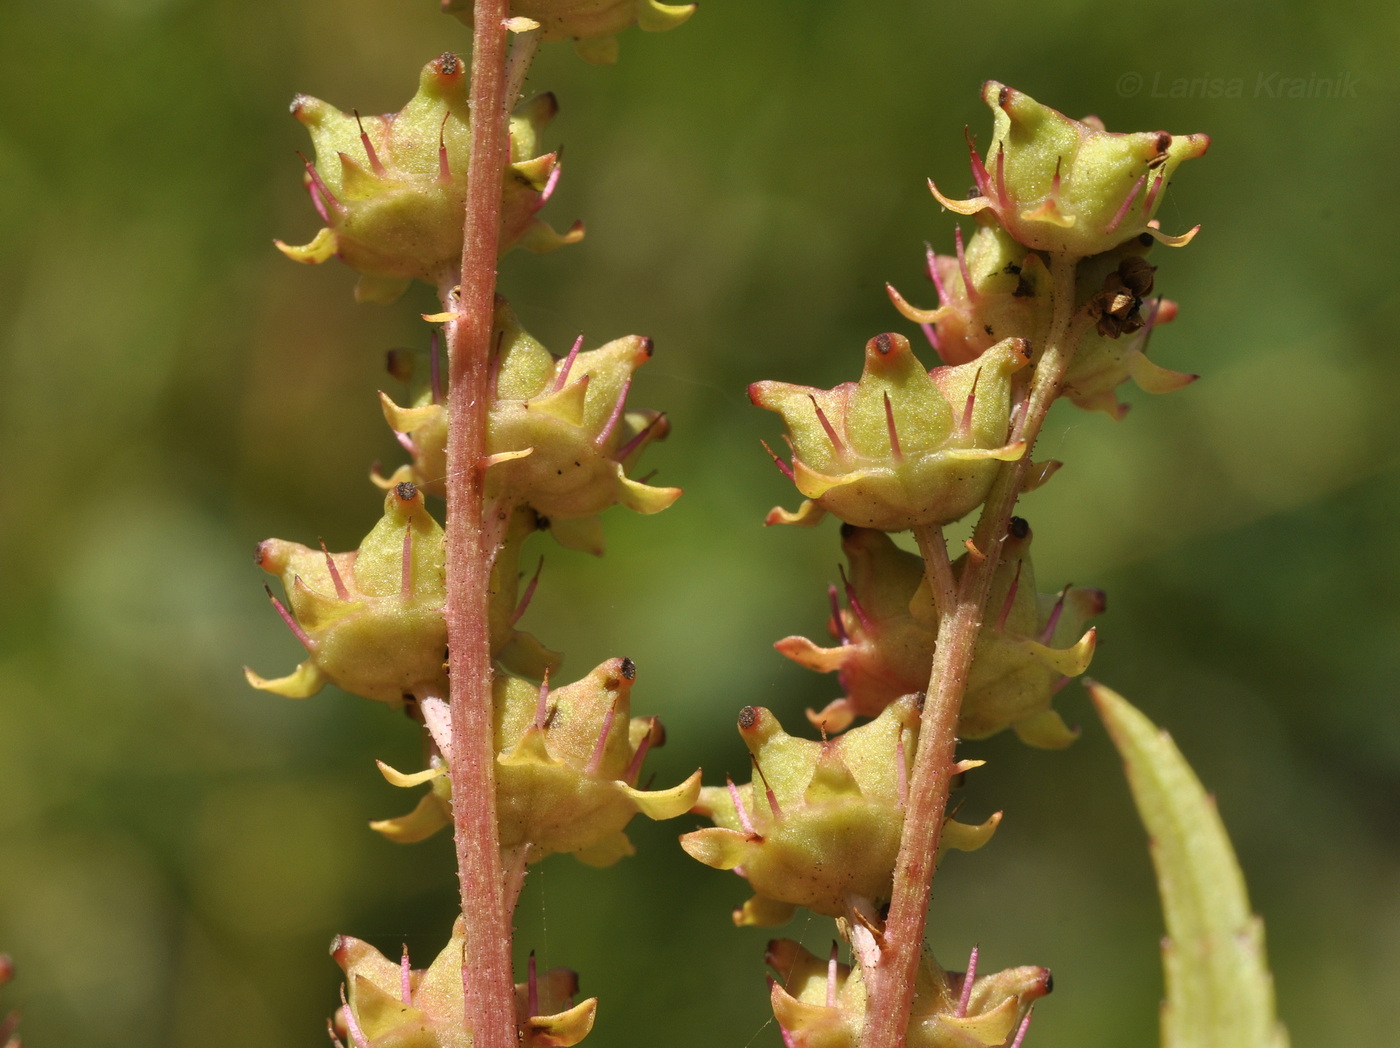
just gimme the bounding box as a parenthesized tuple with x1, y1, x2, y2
(862, 253, 1082, 1048)
(443, 4, 516, 1048)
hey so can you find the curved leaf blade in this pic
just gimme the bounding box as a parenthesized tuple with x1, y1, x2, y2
(1089, 681, 1289, 1048)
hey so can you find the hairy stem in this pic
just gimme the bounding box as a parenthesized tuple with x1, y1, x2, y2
(444, 3, 515, 1047)
(863, 252, 1082, 1048)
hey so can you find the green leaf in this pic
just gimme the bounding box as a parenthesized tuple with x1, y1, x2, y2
(1089, 681, 1289, 1048)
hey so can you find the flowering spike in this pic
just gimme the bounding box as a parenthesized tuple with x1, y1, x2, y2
(553, 334, 585, 392)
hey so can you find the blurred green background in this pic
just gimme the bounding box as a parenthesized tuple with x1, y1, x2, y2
(2, 0, 1397, 1044)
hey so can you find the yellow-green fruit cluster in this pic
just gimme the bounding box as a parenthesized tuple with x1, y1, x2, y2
(379, 302, 679, 554)
(373, 658, 701, 866)
(776, 523, 1100, 745)
(751, 333, 1029, 531)
(931, 81, 1208, 259)
(332, 918, 595, 1048)
(247, 487, 558, 705)
(246, 483, 449, 706)
(278, 54, 581, 303)
(681, 698, 998, 926)
(767, 940, 1051, 1048)
(889, 223, 1194, 419)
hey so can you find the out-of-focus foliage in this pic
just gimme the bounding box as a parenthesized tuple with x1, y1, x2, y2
(0, 1, 1397, 1047)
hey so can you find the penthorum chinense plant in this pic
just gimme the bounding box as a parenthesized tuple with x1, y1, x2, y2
(250, 6, 1288, 1047)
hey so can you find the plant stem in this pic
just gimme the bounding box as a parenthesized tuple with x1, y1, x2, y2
(444, 3, 514, 1047)
(862, 253, 1082, 1048)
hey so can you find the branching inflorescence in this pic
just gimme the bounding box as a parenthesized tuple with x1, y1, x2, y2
(251, 4, 698, 1047)
(683, 82, 1216, 1048)
(250, 6, 1287, 1046)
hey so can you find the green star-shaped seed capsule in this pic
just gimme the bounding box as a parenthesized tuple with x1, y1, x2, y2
(331, 919, 596, 1048)
(766, 939, 1051, 1048)
(930, 82, 1208, 259)
(378, 302, 679, 554)
(776, 522, 1101, 745)
(277, 54, 581, 303)
(751, 333, 1029, 532)
(889, 224, 1195, 419)
(247, 485, 558, 705)
(246, 483, 449, 706)
(681, 698, 998, 926)
(372, 658, 701, 867)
